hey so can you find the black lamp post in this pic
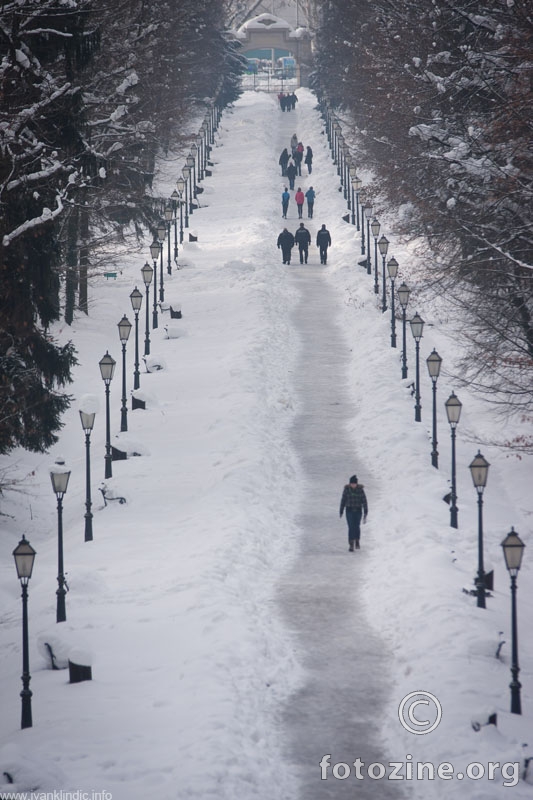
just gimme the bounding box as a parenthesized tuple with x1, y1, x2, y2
(445, 392, 462, 528)
(186, 155, 195, 211)
(149, 239, 161, 326)
(130, 287, 142, 389)
(360, 199, 366, 255)
(170, 190, 179, 261)
(117, 314, 132, 432)
(426, 349, 442, 467)
(141, 262, 152, 356)
(371, 218, 380, 287)
(182, 167, 190, 228)
(387, 257, 398, 347)
(50, 458, 71, 622)
(378, 236, 389, 310)
(13, 536, 36, 729)
(176, 177, 185, 243)
(79, 409, 96, 541)
(351, 175, 362, 228)
(365, 206, 373, 276)
(196, 134, 204, 180)
(156, 223, 166, 302)
(99, 352, 116, 479)
(191, 144, 199, 193)
(409, 312, 424, 422)
(501, 528, 525, 714)
(469, 451, 490, 609)
(164, 205, 173, 275)
(397, 283, 410, 379)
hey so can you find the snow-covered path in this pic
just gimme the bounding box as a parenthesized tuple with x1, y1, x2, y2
(279, 267, 405, 798)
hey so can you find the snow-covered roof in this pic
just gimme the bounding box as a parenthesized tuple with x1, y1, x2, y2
(236, 13, 293, 36)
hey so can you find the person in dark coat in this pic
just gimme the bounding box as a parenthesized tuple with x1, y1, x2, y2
(277, 228, 295, 264)
(304, 146, 313, 174)
(281, 187, 290, 218)
(278, 92, 286, 111)
(286, 160, 297, 190)
(316, 223, 331, 264)
(279, 148, 290, 176)
(294, 222, 311, 264)
(290, 92, 298, 110)
(305, 186, 315, 218)
(339, 475, 368, 551)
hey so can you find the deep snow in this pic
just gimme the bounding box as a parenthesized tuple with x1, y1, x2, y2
(0, 89, 532, 799)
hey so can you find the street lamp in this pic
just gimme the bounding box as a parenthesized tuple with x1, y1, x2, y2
(164, 205, 173, 275)
(397, 283, 410, 379)
(359, 197, 367, 255)
(469, 450, 490, 608)
(186, 154, 195, 210)
(149, 239, 161, 326)
(99, 352, 116, 479)
(501, 528, 525, 714)
(445, 392, 462, 528)
(50, 457, 71, 622)
(364, 206, 373, 276)
(176, 177, 185, 243)
(409, 312, 424, 421)
(426, 349, 442, 467)
(378, 236, 389, 309)
(170, 190, 179, 261)
(141, 262, 153, 356)
(13, 536, 36, 729)
(79, 408, 96, 541)
(117, 315, 132, 432)
(182, 167, 190, 229)
(155, 223, 166, 302)
(387, 257, 398, 347)
(130, 287, 142, 389)
(351, 175, 362, 228)
(371, 219, 380, 287)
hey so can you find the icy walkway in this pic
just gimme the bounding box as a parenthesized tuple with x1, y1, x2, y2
(278, 267, 405, 798)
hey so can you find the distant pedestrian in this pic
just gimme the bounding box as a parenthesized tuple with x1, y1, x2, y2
(305, 186, 315, 218)
(286, 160, 297, 190)
(278, 92, 286, 111)
(316, 224, 331, 264)
(294, 222, 311, 264)
(281, 187, 290, 218)
(290, 133, 298, 156)
(304, 146, 313, 174)
(295, 142, 304, 175)
(290, 92, 298, 110)
(279, 148, 290, 176)
(277, 228, 295, 264)
(295, 187, 305, 219)
(339, 475, 368, 551)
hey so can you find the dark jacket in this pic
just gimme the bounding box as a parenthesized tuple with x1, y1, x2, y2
(340, 484, 368, 517)
(304, 147, 313, 165)
(295, 226, 311, 247)
(286, 162, 297, 180)
(277, 230, 295, 251)
(279, 149, 290, 167)
(316, 228, 332, 248)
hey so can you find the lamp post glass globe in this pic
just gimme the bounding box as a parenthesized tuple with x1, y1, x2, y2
(387, 257, 399, 280)
(141, 262, 153, 286)
(150, 240, 161, 261)
(410, 313, 425, 341)
(118, 314, 132, 343)
(445, 392, 462, 427)
(164, 205, 173, 222)
(371, 219, 380, 239)
(426, 349, 442, 381)
(99, 352, 116, 384)
(156, 222, 166, 242)
(469, 451, 490, 491)
(176, 177, 185, 195)
(378, 235, 389, 256)
(130, 287, 143, 312)
(50, 460, 71, 496)
(13, 536, 36, 582)
(502, 528, 525, 575)
(397, 283, 410, 309)
(79, 409, 95, 433)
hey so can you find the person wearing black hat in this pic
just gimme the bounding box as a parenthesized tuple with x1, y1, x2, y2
(339, 475, 368, 551)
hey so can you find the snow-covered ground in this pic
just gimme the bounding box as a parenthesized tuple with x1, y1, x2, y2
(0, 89, 531, 799)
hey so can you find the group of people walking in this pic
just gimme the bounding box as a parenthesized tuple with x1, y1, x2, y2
(277, 223, 331, 265)
(277, 126, 331, 266)
(278, 92, 298, 112)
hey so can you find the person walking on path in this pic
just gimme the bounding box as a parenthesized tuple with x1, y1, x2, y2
(304, 145, 313, 174)
(295, 187, 305, 219)
(286, 160, 297, 190)
(339, 475, 368, 551)
(279, 148, 290, 176)
(278, 92, 286, 111)
(294, 222, 311, 264)
(305, 186, 315, 218)
(281, 187, 290, 219)
(295, 142, 304, 176)
(316, 223, 332, 264)
(290, 133, 298, 156)
(277, 228, 295, 264)
(289, 92, 298, 110)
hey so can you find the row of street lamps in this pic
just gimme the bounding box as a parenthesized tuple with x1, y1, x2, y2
(319, 89, 527, 717)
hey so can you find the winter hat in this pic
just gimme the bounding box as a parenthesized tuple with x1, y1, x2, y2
(349, 475, 358, 484)
(299, 223, 305, 228)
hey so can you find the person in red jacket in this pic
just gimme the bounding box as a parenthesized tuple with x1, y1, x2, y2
(295, 187, 305, 219)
